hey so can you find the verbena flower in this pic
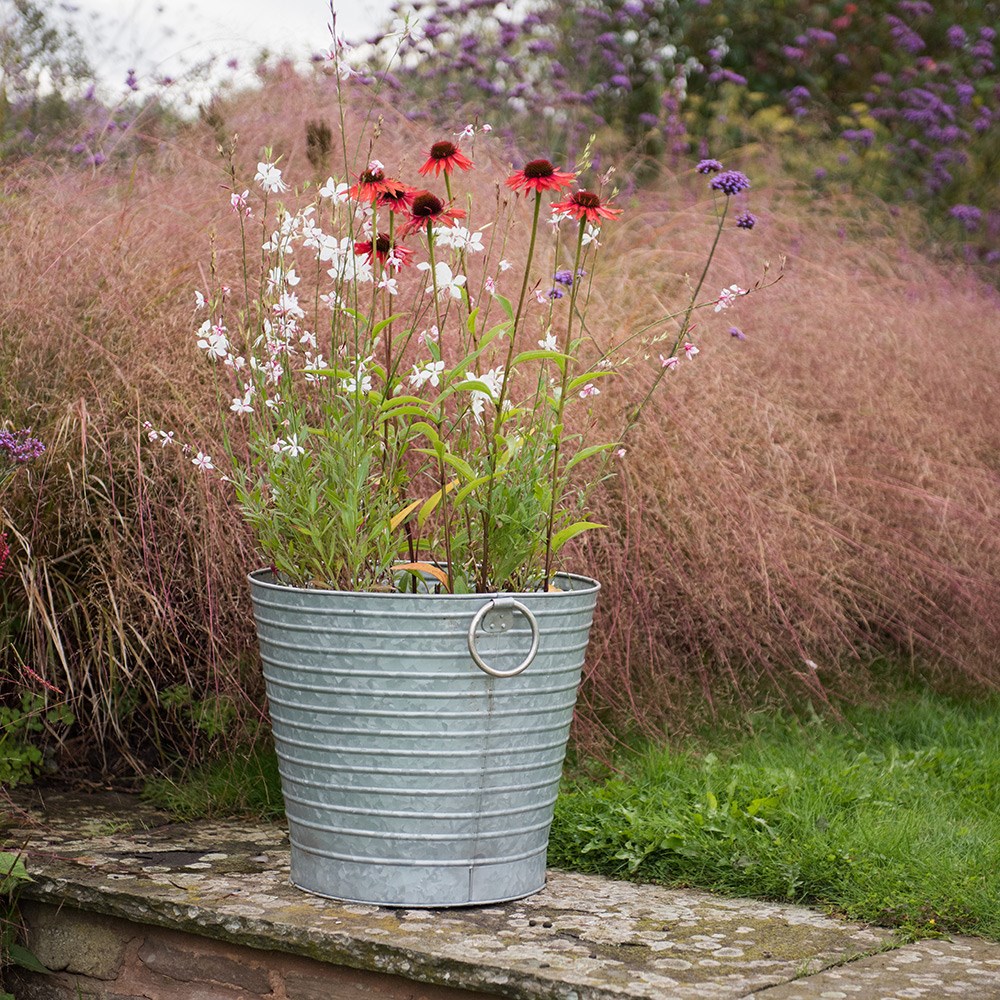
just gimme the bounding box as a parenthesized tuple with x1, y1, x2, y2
(505, 158, 576, 194)
(696, 158, 723, 174)
(709, 171, 751, 196)
(419, 140, 474, 177)
(736, 211, 757, 230)
(549, 190, 622, 225)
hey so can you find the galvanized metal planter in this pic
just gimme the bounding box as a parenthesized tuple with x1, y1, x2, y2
(248, 569, 600, 908)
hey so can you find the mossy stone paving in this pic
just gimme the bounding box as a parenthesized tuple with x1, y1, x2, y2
(9, 791, 995, 999)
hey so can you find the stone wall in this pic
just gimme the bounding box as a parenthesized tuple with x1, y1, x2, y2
(10, 901, 492, 1000)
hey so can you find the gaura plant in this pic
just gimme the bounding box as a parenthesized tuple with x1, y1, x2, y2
(149, 109, 771, 594)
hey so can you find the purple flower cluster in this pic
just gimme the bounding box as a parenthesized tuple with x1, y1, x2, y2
(0, 428, 45, 464)
(709, 170, 751, 196)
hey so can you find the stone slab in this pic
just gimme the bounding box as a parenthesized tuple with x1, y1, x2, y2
(5, 791, 898, 999)
(751, 936, 1000, 999)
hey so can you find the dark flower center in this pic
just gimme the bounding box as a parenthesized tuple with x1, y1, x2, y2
(523, 159, 556, 178)
(374, 234, 392, 253)
(410, 192, 444, 217)
(573, 191, 601, 208)
(360, 167, 385, 183)
(430, 141, 458, 160)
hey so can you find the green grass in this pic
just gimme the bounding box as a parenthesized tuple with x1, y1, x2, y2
(143, 688, 1000, 940)
(142, 740, 285, 821)
(550, 690, 1000, 940)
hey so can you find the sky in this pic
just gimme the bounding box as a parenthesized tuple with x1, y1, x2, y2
(62, 0, 396, 93)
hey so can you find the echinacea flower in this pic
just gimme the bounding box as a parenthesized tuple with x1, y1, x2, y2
(419, 140, 474, 177)
(549, 190, 622, 225)
(353, 233, 415, 267)
(377, 179, 418, 212)
(505, 158, 576, 194)
(403, 191, 467, 234)
(349, 160, 395, 201)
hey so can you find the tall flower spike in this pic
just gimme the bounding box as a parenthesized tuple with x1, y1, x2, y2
(419, 141, 474, 177)
(506, 158, 576, 194)
(549, 190, 622, 225)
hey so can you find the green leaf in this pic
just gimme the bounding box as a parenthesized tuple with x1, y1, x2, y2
(8, 943, 50, 974)
(494, 293, 514, 320)
(563, 442, 618, 474)
(511, 349, 570, 368)
(567, 369, 614, 393)
(0, 851, 29, 887)
(549, 520, 607, 554)
(454, 471, 504, 503)
(371, 312, 406, 337)
(466, 306, 480, 334)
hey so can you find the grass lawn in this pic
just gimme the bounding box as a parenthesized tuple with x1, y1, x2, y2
(145, 687, 1000, 940)
(550, 689, 1000, 940)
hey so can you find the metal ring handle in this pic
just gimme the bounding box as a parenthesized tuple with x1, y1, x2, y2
(467, 598, 540, 678)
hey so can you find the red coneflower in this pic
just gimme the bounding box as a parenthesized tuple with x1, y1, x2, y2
(418, 140, 474, 177)
(349, 160, 395, 202)
(505, 158, 576, 195)
(353, 233, 415, 267)
(550, 189, 622, 225)
(376, 179, 417, 212)
(402, 190, 467, 235)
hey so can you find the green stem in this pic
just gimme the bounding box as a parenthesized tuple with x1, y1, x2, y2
(542, 218, 587, 589)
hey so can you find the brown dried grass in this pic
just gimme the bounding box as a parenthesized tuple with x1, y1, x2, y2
(1, 70, 997, 773)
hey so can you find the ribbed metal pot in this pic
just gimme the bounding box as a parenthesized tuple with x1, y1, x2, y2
(248, 569, 600, 908)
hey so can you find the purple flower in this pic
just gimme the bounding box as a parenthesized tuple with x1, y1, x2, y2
(946, 25, 967, 48)
(729, 326, 746, 340)
(949, 204, 982, 231)
(709, 170, 751, 195)
(696, 158, 723, 174)
(553, 269, 574, 286)
(735, 211, 757, 230)
(547, 287, 564, 299)
(125, 68, 138, 92)
(842, 128, 875, 147)
(0, 429, 46, 464)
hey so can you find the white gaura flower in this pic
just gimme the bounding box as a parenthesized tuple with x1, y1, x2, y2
(659, 354, 680, 370)
(255, 161, 289, 194)
(230, 389, 254, 415)
(194, 289, 206, 309)
(578, 382, 600, 399)
(377, 275, 399, 296)
(319, 177, 350, 201)
(498, 259, 513, 272)
(409, 360, 445, 389)
(282, 434, 306, 458)
(582, 224, 602, 248)
(538, 331, 558, 351)
(191, 451, 214, 472)
(341, 358, 373, 395)
(713, 284, 747, 312)
(196, 321, 230, 360)
(469, 365, 504, 423)
(303, 354, 327, 382)
(417, 261, 467, 300)
(683, 341, 699, 360)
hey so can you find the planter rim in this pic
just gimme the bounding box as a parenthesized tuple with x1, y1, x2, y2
(248, 567, 600, 600)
